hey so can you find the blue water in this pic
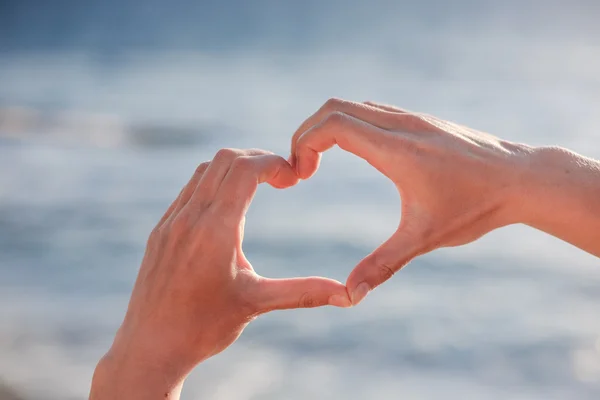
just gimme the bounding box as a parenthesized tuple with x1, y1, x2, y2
(1, 3, 600, 398)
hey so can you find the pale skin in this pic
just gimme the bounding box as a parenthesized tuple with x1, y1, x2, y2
(90, 99, 600, 399)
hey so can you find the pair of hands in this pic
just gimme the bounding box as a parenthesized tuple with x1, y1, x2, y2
(91, 99, 580, 399)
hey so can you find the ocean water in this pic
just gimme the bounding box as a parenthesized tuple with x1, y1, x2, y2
(2, 5, 600, 398)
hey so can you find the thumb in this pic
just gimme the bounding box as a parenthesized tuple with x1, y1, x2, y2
(346, 229, 421, 306)
(253, 276, 352, 312)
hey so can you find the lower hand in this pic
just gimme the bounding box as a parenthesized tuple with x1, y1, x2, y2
(90, 148, 351, 400)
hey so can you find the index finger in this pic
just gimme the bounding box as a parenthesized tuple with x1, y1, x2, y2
(290, 98, 399, 166)
(294, 111, 404, 180)
(211, 154, 298, 222)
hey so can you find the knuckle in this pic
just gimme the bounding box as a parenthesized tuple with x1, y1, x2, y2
(230, 155, 253, 172)
(372, 253, 397, 283)
(377, 264, 395, 283)
(322, 110, 347, 128)
(324, 97, 345, 112)
(398, 112, 432, 132)
(195, 161, 210, 175)
(214, 148, 240, 162)
(298, 292, 316, 308)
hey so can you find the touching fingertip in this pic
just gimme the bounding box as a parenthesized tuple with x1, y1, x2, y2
(296, 150, 319, 180)
(351, 282, 371, 306)
(328, 294, 352, 308)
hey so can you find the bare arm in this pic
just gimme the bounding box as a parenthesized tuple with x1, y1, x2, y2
(290, 99, 600, 304)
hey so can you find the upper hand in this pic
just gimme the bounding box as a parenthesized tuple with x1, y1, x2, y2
(291, 99, 533, 305)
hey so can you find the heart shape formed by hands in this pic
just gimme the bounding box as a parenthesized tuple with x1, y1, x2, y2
(93, 99, 545, 399)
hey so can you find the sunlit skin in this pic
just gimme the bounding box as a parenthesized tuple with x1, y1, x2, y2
(289, 99, 600, 304)
(90, 148, 352, 400)
(90, 99, 600, 399)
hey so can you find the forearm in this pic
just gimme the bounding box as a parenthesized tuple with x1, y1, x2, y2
(516, 146, 600, 256)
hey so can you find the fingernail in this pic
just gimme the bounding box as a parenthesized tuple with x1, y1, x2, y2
(328, 294, 352, 308)
(351, 282, 371, 305)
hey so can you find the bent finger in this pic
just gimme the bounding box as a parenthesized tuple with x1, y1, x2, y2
(190, 149, 297, 211)
(191, 148, 244, 209)
(294, 111, 402, 179)
(212, 154, 297, 222)
(290, 98, 399, 166)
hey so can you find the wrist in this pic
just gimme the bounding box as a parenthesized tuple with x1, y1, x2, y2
(510, 145, 600, 231)
(491, 140, 538, 227)
(89, 336, 186, 400)
(505, 144, 562, 226)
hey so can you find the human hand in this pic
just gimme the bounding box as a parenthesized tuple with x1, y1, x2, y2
(290, 99, 534, 305)
(90, 148, 351, 400)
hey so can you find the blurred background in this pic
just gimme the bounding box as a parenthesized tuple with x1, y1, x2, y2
(1, 0, 600, 399)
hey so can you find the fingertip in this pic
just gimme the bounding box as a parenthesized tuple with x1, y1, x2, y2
(296, 148, 320, 180)
(328, 294, 352, 308)
(346, 267, 374, 306)
(349, 282, 371, 306)
(269, 171, 300, 188)
(268, 156, 300, 188)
